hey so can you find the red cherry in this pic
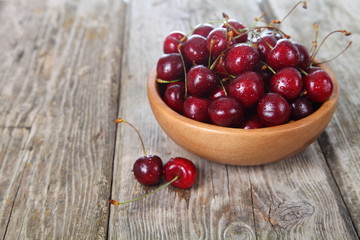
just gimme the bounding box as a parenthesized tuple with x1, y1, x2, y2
(266, 39, 300, 70)
(213, 55, 230, 78)
(209, 85, 227, 100)
(156, 53, 184, 81)
(187, 65, 218, 97)
(304, 70, 333, 103)
(294, 42, 310, 69)
(163, 31, 186, 54)
(208, 96, 244, 127)
(164, 157, 197, 189)
(183, 96, 210, 123)
(225, 44, 260, 76)
(269, 67, 302, 100)
(257, 93, 292, 126)
(252, 35, 277, 59)
(206, 28, 228, 58)
(241, 115, 263, 129)
(227, 71, 265, 108)
(291, 97, 314, 120)
(181, 35, 209, 65)
(193, 23, 214, 38)
(163, 82, 185, 114)
(222, 19, 248, 43)
(133, 155, 163, 185)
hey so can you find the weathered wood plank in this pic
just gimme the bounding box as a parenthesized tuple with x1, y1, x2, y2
(0, 127, 30, 238)
(0, 0, 126, 238)
(109, 1, 261, 239)
(266, 0, 360, 235)
(109, 0, 357, 239)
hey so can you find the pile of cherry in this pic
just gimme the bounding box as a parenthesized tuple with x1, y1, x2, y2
(156, 12, 350, 128)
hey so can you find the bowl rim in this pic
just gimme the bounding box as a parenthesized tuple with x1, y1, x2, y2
(147, 63, 339, 135)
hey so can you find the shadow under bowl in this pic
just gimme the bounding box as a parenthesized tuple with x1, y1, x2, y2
(147, 64, 339, 166)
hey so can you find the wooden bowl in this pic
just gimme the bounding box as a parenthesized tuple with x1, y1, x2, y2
(147, 64, 339, 165)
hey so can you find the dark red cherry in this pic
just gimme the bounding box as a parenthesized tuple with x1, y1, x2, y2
(253, 35, 277, 59)
(183, 96, 210, 122)
(241, 115, 263, 129)
(269, 67, 302, 100)
(187, 65, 218, 97)
(304, 70, 333, 103)
(257, 93, 292, 126)
(163, 31, 186, 54)
(209, 85, 227, 100)
(227, 71, 264, 108)
(225, 44, 260, 75)
(294, 42, 310, 69)
(193, 23, 214, 38)
(208, 96, 244, 127)
(222, 19, 248, 43)
(291, 97, 314, 120)
(266, 39, 300, 70)
(133, 155, 163, 186)
(305, 66, 322, 74)
(206, 28, 228, 58)
(164, 157, 197, 189)
(182, 35, 209, 65)
(156, 53, 184, 80)
(163, 82, 185, 114)
(213, 55, 230, 78)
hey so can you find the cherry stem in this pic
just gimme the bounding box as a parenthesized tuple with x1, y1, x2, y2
(109, 176, 179, 206)
(177, 44, 188, 97)
(208, 38, 215, 68)
(279, 1, 307, 25)
(156, 79, 181, 84)
(260, 61, 276, 74)
(316, 41, 352, 64)
(310, 30, 352, 62)
(296, 67, 309, 76)
(114, 118, 147, 156)
(309, 23, 319, 54)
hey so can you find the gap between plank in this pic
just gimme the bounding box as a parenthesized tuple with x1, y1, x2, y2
(106, 1, 130, 239)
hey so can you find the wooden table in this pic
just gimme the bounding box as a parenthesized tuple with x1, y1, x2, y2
(0, 0, 359, 239)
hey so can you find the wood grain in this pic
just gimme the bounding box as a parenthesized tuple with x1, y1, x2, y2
(0, 0, 126, 238)
(266, 0, 360, 235)
(109, 0, 358, 239)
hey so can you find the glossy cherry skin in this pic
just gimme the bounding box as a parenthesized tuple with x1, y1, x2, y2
(206, 28, 228, 58)
(187, 65, 218, 97)
(181, 34, 209, 65)
(227, 71, 264, 108)
(294, 42, 310, 69)
(208, 96, 244, 127)
(253, 35, 277, 59)
(305, 66, 322, 74)
(303, 70, 333, 103)
(225, 44, 260, 76)
(156, 53, 184, 80)
(163, 82, 185, 114)
(291, 97, 314, 120)
(163, 31, 186, 54)
(209, 85, 227, 100)
(257, 93, 292, 126)
(164, 157, 197, 189)
(193, 23, 214, 38)
(266, 39, 300, 70)
(241, 115, 263, 129)
(269, 67, 302, 100)
(133, 155, 163, 185)
(214, 55, 230, 78)
(183, 96, 210, 123)
(222, 19, 248, 43)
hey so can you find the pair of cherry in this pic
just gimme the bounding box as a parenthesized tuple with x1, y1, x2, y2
(110, 118, 197, 206)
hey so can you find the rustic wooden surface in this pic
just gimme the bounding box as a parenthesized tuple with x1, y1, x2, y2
(0, 0, 359, 239)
